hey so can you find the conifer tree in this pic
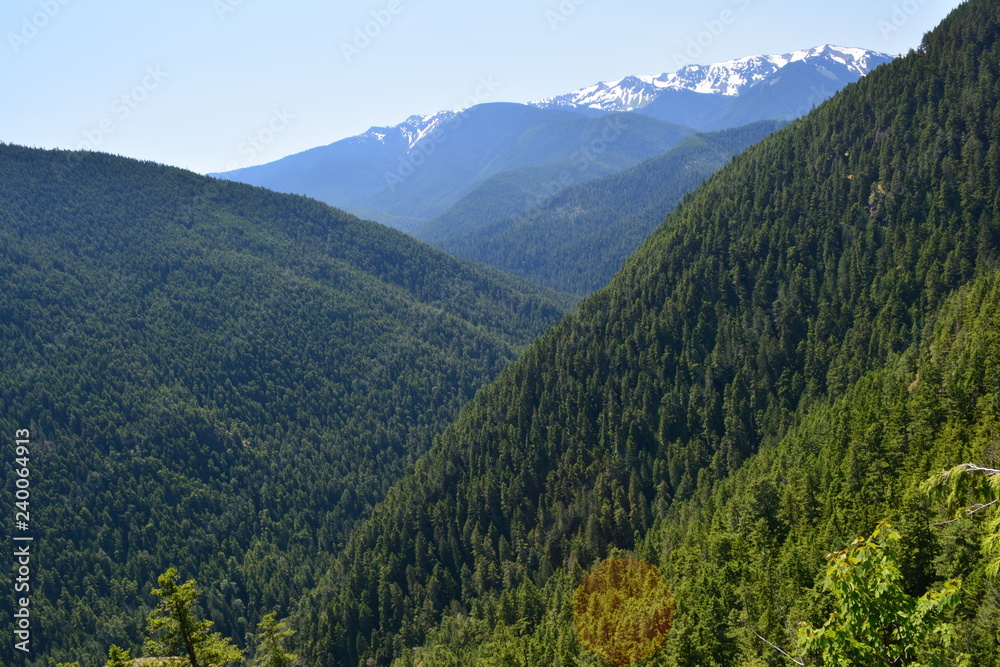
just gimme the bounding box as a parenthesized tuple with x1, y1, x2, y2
(104, 645, 132, 667)
(252, 612, 299, 667)
(144, 568, 243, 667)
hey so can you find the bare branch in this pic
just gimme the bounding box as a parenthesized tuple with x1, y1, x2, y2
(931, 499, 999, 526)
(960, 464, 1000, 475)
(738, 617, 805, 666)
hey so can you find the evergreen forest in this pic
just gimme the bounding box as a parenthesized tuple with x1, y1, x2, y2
(3, 0, 1000, 665)
(0, 147, 570, 665)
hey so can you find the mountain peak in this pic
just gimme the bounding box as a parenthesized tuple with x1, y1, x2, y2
(530, 45, 894, 112)
(351, 109, 459, 151)
(342, 45, 891, 156)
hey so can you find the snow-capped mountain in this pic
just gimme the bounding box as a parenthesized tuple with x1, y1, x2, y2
(347, 46, 894, 150)
(384, 111, 457, 149)
(344, 110, 459, 151)
(531, 45, 894, 113)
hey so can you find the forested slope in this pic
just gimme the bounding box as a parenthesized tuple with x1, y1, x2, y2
(0, 146, 571, 666)
(431, 121, 787, 295)
(395, 265, 1000, 666)
(294, 1, 1000, 664)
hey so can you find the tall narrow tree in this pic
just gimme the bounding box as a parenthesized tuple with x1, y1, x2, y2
(144, 568, 243, 667)
(252, 612, 299, 667)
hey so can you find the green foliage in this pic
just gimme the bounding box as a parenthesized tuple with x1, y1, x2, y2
(251, 612, 299, 667)
(103, 645, 132, 667)
(144, 568, 242, 667)
(924, 464, 1000, 576)
(797, 522, 966, 666)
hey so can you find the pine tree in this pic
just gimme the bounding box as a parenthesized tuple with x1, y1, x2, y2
(144, 568, 243, 667)
(252, 612, 299, 667)
(104, 645, 132, 667)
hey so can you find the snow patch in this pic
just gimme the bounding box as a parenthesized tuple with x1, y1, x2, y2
(531, 45, 894, 113)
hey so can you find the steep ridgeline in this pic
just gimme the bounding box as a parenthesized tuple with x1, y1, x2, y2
(293, 1, 1000, 664)
(0, 146, 571, 666)
(532, 45, 894, 130)
(213, 104, 695, 230)
(423, 121, 787, 295)
(397, 250, 1000, 667)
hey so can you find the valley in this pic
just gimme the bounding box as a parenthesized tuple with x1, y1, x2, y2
(1, 2, 996, 665)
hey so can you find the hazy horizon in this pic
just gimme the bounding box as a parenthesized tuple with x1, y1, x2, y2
(1, 0, 964, 174)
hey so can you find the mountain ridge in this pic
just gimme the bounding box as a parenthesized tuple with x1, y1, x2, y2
(255, 44, 892, 166)
(530, 44, 893, 113)
(211, 44, 892, 231)
(0, 143, 573, 664)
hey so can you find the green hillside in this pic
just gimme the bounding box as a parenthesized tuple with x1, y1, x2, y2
(0, 146, 571, 666)
(391, 266, 1000, 666)
(430, 121, 787, 295)
(293, 1, 1000, 664)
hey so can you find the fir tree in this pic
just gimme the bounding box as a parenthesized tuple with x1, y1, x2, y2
(144, 568, 242, 667)
(252, 612, 299, 667)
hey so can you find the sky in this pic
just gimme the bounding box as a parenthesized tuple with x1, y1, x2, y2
(1, 0, 966, 174)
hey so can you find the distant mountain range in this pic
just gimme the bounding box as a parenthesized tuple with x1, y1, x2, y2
(213, 104, 696, 231)
(531, 45, 890, 112)
(212, 45, 893, 236)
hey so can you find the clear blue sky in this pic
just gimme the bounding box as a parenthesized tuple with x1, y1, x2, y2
(1, 0, 965, 174)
